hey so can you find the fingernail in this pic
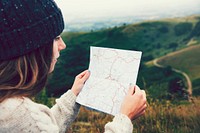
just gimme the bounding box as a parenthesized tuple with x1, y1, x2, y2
(88, 70, 91, 73)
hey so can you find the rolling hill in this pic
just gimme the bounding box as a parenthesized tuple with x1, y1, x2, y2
(156, 44, 200, 96)
(46, 15, 200, 98)
(157, 44, 200, 80)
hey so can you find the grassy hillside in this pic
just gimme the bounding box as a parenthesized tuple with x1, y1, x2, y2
(62, 15, 200, 58)
(157, 44, 200, 96)
(35, 96, 200, 133)
(157, 44, 200, 80)
(67, 98, 200, 133)
(46, 15, 200, 98)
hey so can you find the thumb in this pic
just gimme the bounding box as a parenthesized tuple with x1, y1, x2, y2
(134, 85, 140, 94)
(81, 70, 90, 81)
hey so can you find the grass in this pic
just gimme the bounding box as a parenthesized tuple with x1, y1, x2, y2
(156, 44, 200, 96)
(157, 44, 200, 80)
(35, 90, 200, 133)
(133, 98, 200, 133)
(65, 97, 200, 133)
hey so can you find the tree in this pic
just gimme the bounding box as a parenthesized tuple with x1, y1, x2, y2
(158, 26, 169, 33)
(163, 66, 173, 76)
(174, 22, 192, 36)
(168, 77, 187, 100)
(167, 42, 178, 51)
(190, 21, 200, 37)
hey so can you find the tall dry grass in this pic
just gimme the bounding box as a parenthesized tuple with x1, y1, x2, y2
(134, 98, 200, 133)
(67, 97, 200, 133)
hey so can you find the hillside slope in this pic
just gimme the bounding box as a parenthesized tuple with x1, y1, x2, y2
(157, 44, 200, 80)
(156, 44, 200, 96)
(47, 15, 200, 97)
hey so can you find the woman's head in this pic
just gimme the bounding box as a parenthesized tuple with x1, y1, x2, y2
(0, 0, 64, 60)
(0, 0, 65, 102)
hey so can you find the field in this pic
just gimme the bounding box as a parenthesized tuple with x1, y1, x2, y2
(157, 44, 200, 96)
(68, 97, 200, 133)
(34, 95, 200, 133)
(157, 44, 200, 80)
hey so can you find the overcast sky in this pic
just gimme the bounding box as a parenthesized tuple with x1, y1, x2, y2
(54, 0, 200, 23)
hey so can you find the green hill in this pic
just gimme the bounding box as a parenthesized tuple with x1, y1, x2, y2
(157, 44, 200, 96)
(157, 44, 200, 80)
(62, 15, 200, 58)
(46, 15, 200, 98)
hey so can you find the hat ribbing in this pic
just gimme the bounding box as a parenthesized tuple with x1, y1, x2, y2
(0, 0, 64, 60)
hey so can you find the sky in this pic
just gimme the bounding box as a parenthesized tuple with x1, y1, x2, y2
(54, 0, 200, 23)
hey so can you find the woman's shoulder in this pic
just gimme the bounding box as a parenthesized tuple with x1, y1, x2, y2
(0, 96, 53, 119)
(0, 97, 59, 132)
(0, 97, 25, 119)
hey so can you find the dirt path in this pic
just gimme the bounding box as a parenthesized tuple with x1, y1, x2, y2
(153, 59, 192, 100)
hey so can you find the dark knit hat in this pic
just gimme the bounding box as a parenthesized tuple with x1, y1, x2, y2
(0, 0, 64, 60)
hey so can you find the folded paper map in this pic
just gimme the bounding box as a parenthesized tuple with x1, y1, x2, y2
(76, 46, 142, 116)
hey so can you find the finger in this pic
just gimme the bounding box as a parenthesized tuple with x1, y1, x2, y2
(144, 103, 147, 109)
(133, 108, 146, 120)
(141, 90, 146, 97)
(81, 70, 90, 81)
(77, 70, 88, 78)
(140, 109, 146, 116)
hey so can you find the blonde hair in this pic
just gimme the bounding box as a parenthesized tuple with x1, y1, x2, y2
(0, 42, 53, 102)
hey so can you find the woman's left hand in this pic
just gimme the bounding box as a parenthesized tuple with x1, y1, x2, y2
(71, 70, 90, 96)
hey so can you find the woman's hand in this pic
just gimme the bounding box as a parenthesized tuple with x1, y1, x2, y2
(71, 70, 90, 96)
(120, 85, 147, 120)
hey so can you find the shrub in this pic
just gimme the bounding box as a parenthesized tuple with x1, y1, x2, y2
(190, 21, 200, 37)
(158, 26, 169, 33)
(174, 22, 192, 36)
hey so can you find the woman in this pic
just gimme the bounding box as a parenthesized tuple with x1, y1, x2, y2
(0, 0, 147, 133)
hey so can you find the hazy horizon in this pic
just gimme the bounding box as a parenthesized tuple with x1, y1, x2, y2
(55, 0, 200, 23)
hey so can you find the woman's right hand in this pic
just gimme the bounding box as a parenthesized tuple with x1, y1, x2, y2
(71, 70, 90, 96)
(120, 85, 147, 120)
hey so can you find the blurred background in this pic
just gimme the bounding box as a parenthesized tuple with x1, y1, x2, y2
(36, 0, 200, 132)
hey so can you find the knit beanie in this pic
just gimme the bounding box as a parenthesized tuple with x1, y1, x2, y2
(0, 0, 64, 60)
